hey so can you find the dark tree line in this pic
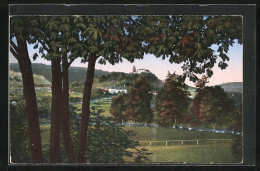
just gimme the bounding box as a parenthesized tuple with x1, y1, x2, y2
(111, 73, 241, 133)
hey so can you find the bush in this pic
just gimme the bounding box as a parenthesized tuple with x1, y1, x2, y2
(70, 105, 151, 163)
(70, 97, 82, 103)
(10, 102, 31, 163)
(85, 106, 151, 163)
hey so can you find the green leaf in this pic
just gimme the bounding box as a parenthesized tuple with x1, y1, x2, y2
(32, 53, 38, 60)
(89, 46, 98, 54)
(68, 37, 77, 44)
(33, 43, 38, 49)
(206, 69, 213, 77)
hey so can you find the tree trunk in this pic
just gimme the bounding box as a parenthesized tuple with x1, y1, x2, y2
(61, 52, 75, 162)
(77, 55, 97, 163)
(50, 57, 62, 163)
(16, 39, 43, 163)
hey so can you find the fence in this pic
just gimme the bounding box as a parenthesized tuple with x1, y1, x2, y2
(139, 139, 235, 146)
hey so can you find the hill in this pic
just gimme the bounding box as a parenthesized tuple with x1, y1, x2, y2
(184, 83, 242, 103)
(10, 70, 51, 88)
(217, 82, 242, 93)
(213, 82, 242, 106)
(94, 72, 164, 91)
(10, 63, 110, 83)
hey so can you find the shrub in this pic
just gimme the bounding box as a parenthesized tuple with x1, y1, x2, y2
(70, 105, 151, 163)
(10, 102, 31, 163)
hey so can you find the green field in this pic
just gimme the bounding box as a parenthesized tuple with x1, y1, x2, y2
(39, 124, 241, 163)
(140, 145, 240, 164)
(73, 98, 112, 116)
(123, 126, 239, 141)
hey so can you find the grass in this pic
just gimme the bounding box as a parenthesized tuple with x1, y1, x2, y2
(39, 124, 241, 163)
(72, 98, 112, 116)
(124, 126, 240, 141)
(40, 125, 51, 162)
(10, 70, 51, 88)
(33, 74, 51, 86)
(140, 145, 241, 164)
(36, 91, 52, 97)
(73, 103, 111, 116)
(70, 92, 83, 98)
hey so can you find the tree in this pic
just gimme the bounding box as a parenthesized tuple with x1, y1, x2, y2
(193, 86, 235, 131)
(156, 73, 191, 128)
(76, 16, 145, 162)
(193, 75, 209, 122)
(110, 93, 127, 124)
(10, 17, 43, 163)
(124, 75, 153, 123)
(29, 16, 80, 162)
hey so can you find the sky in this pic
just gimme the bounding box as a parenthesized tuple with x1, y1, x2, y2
(10, 41, 242, 87)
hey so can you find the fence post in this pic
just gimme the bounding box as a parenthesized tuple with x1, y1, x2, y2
(166, 141, 168, 146)
(150, 141, 152, 146)
(181, 140, 183, 145)
(197, 140, 199, 145)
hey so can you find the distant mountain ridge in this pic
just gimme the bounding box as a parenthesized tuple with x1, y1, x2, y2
(217, 82, 242, 93)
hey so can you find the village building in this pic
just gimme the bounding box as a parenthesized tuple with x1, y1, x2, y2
(104, 84, 128, 94)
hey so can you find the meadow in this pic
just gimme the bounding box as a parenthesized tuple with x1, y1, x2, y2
(140, 145, 239, 164)
(40, 123, 241, 163)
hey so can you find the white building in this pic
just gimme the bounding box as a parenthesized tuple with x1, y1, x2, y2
(105, 86, 128, 94)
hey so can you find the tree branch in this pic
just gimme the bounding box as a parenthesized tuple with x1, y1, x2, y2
(10, 46, 20, 60)
(68, 58, 75, 67)
(10, 40, 18, 53)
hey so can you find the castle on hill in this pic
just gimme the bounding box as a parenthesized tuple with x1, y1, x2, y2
(132, 66, 150, 74)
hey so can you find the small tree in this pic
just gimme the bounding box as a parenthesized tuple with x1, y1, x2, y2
(110, 93, 127, 124)
(125, 75, 153, 123)
(156, 73, 191, 128)
(193, 75, 209, 123)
